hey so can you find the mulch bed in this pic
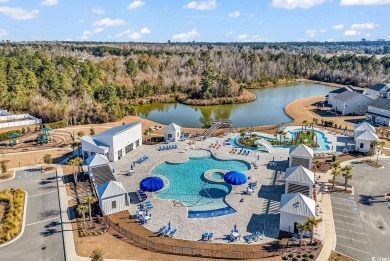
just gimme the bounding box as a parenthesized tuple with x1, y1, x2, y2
(362, 159, 383, 168)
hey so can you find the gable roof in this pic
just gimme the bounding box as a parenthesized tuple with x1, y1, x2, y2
(289, 144, 314, 158)
(285, 166, 315, 185)
(355, 130, 379, 142)
(366, 83, 390, 92)
(329, 87, 351, 94)
(166, 123, 181, 131)
(85, 154, 109, 168)
(279, 193, 315, 217)
(369, 98, 390, 111)
(81, 136, 109, 150)
(81, 136, 97, 146)
(354, 121, 376, 133)
(97, 181, 126, 199)
(94, 122, 141, 138)
(334, 91, 364, 102)
(90, 165, 116, 187)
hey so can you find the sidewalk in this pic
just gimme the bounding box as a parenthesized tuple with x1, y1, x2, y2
(56, 166, 138, 261)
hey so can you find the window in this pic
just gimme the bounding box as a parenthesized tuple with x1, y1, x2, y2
(168, 134, 172, 139)
(136, 139, 140, 146)
(360, 143, 364, 149)
(112, 200, 117, 209)
(125, 144, 133, 154)
(118, 149, 123, 159)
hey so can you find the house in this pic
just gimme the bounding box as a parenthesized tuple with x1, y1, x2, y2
(332, 91, 376, 116)
(365, 98, 390, 126)
(279, 193, 316, 233)
(164, 123, 181, 142)
(289, 144, 314, 170)
(326, 87, 352, 106)
(284, 166, 315, 198)
(81, 122, 142, 162)
(97, 180, 129, 216)
(354, 122, 379, 153)
(364, 83, 390, 99)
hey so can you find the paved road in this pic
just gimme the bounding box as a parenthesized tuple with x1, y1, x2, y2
(0, 168, 65, 261)
(332, 159, 390, 261)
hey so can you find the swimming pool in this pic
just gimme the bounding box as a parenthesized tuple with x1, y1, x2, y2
(152, 150, 250, 218)
(231, 129, 330, 151)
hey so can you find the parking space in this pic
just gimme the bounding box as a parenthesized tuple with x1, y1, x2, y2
(331, 192, 371, 261)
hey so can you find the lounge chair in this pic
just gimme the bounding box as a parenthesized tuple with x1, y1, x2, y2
(163, 227, 171, 236)
(168, 228, 177, 238)
(157, 226, 167, 235)
(209, 232, 214, 241)
(244, 235, 253, 244)
(246, 151, 250, 156)
(203, 232, 209, 241)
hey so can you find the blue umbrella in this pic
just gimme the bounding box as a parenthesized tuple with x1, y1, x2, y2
(224, 171, 247, 186)
(140, 176, 164, 192)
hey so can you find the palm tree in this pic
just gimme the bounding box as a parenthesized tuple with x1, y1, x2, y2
(68, 158, 78, 182)
(296, 223, 308, 246)
(148, 127, 153, 142)
(85, 195, 95, 221)
(77, 131, 85, 139)
(77, 204, 88, 228)
(143, 129, 149, 142)
(306, 217, 322, 245)
(302, 120, 308, 130)
(341, 165, 352, 191)
(70, 157, 83, 183)
(330, 161, 341, 188)
(370, 140, 379, 160)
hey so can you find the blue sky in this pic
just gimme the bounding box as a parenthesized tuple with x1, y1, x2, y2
(0, 0, 389, 42)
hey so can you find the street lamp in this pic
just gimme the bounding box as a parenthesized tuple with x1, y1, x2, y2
(10, 188, 15, 208)
(376, 147, 381, 165)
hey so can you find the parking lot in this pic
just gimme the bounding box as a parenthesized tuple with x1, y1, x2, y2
(331, 159, 390, 261)
(0, 168, 65, 261)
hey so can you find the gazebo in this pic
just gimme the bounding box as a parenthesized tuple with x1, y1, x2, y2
(7, 133, 20, 146)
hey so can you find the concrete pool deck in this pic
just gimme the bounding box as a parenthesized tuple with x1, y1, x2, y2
(110, 129, 332, 244)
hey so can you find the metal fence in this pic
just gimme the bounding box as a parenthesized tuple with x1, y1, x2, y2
(105, 217, 283, 259)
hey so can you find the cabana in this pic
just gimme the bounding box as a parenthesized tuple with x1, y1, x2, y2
(97, 180, 129, 215)
(164, 123, 181, 142)
(289, 144, 314, 170)
(284, 166, 315, 198)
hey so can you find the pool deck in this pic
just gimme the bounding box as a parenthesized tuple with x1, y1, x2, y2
(110, 129, 330, 244)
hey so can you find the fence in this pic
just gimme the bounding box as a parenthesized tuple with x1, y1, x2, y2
(105, 217, 283, 259)
(0, 118, 42, 129)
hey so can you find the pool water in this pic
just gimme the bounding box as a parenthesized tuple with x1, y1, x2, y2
(231, 129, 330, 152)
(211, 172, 224, 179)
(152, 150, 250, 218)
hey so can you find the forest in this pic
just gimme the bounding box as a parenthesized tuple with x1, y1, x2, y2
(0, 42, 389, 125)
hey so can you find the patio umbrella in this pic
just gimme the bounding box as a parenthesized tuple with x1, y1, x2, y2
(140, 176, 164, 192)
(224, 171, 247, 186)
(7, 133, 20, 139)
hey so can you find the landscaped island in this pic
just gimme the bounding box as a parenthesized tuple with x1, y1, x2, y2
(0, 188, 25, 244)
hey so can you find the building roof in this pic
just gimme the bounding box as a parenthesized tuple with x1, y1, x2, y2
(279, 193, 316, 217)
(85, 154, 109, 168)
(354, 121, 376, 133)
(369, 98, 390, 111)
(94, 122, 141, 138)
(366, 83, 390, 92)
(90, 165, 116, 187)
(289, 144, 314, 159)
(97, 180, 126, 199)
(166, 123, 181, 131)
(81, 136, 110, 150)
(285, 166, 315, 185)
(334, 91, 363, 102)
(329, 87, 351, 94)
(355, 130, 379, 142)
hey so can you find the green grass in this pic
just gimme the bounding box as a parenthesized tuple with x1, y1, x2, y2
(0, 188, 25, 244)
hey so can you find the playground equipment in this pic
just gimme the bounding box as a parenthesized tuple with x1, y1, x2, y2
(7, 133, 19, 147)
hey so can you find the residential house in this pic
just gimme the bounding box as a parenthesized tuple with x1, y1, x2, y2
(364, 83, 390, 99)
(332, 91, 375, 116)
(365, 98, 390, 126)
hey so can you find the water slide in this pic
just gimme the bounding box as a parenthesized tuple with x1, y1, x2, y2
(256, 139, 273, 153)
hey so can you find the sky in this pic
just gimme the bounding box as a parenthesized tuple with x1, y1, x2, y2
(0, 0, 389, 42)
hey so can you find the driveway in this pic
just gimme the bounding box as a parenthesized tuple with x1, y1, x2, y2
(0, 168, 65, 261)
(332, 159, 390, 261)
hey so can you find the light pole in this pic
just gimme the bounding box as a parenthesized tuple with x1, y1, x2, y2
(10, 188, 15, 208)
(376, 147, 381, 165)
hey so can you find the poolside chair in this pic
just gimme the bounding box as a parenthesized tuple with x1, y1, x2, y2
(169, 228, 177, 238)
(246, 151, 250, 156)
(203, 232, 209, 241)
(208, 232, 214, 241)
(157, 226, 167, 235)
(244, 235, 253, 244)
(163, 227, 171, 237)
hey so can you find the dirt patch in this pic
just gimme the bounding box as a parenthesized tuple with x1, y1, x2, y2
(362, 159, 383, 168)
(328, 250, 356, 261)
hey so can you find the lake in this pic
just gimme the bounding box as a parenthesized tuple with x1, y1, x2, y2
(137, 82, 335, 128)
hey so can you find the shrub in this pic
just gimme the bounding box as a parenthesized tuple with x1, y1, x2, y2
(0, 130, 21, 141)
(297, 254, 301, 258)
(302, 258, 309, 261)
(309, 254, 315, 259)
(303, 254, 309, 258)
(0, 188, 25, 244)
(282, 256, 288, 260)
(292, 257, 298, 261)
(90, 248, 104, 261)
(288, 253, 294, 258)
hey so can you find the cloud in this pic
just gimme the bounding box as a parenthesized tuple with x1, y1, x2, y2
(41, 0, 58, 6)
(319, 29, 327, 33)
(332, 24, 344, 30)
(351, 23, 377, 29)
(344, 29, 361, 36)
(0, 0, 9, 2)
(236, 34, 249, 40)
(140, 27, 151, 34)
(235, 34, 265, 42)
(0, 29, 7, 38)
(306, 29, 317, 37)
(340, 0, 390, 6)
(0, 6, 39, 20)
(83, 28, 104, 36)
(172, 29, 200, 41)
(228, 11, 240, 18)
(92, 17, 124, 27)
(116, 27, 151, 40)
(226, 31, 233, 36)
(183, 0, 217, 10)
(128, 0, 145, 10)
(91, 7, 105, 14)
(80, 35, 89, 40)
(272, 0, 326, 9)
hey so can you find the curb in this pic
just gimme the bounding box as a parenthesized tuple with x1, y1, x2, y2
(0, 190, 28, 248)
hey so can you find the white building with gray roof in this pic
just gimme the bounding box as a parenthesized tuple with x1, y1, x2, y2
(354, 122, 379, 153)
(284, 166, 315, 198)
(289, 144, 314, 170)
(364, 83, 390, 99)
(332, 91, 376, 116)
(366, 98, 390, 126)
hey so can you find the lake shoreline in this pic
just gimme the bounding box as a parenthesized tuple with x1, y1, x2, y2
(177, 90, 256, 106)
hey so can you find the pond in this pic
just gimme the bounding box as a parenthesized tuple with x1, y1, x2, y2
(137, 82, 335, 128)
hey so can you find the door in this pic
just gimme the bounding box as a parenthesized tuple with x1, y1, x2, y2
(294, 222, 299, 233)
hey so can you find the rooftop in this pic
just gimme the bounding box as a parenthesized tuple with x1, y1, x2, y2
(94, 122, 141, 138)
(366, 83, 390, 92)
(369, 98, 390, 111)
(334, 91, 364, 102)
(289, 144, 314, 158)
(285, 165, 315, 185)
(279, 193, 315, 217)
(97, 180, 126, 199)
